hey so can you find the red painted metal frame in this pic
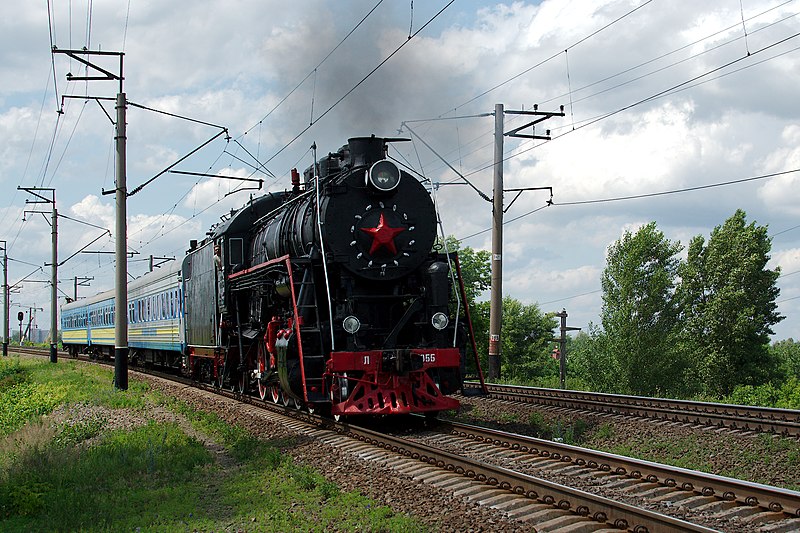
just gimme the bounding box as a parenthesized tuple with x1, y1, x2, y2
(226, 254, 291, 280)
(284, 258, 309, 403)
(327, 348, 463, 415)
(227, 254, 311, 402)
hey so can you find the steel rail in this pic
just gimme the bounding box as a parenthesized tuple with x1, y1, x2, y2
(341, 422, 717, 532)
(435, 419, 800, 519)
(464, 382, 800, 437)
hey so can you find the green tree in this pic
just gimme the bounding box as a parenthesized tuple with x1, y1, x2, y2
(566, 325, 621, 393)
(499, 297, 558, 383)
(771, 339, 800, 380)
(437, 236, 492, 372)
(601, 222, 686, 396)
(438, 236, 491, 302)
(678, 209, 783, 396)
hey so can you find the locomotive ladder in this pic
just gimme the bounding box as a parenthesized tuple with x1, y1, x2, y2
(292, 259, 327, 403)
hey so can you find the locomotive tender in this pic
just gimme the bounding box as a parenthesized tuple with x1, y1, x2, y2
(62, 136, 482, 417)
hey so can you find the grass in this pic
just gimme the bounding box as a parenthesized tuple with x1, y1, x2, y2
(0, 356, 426, 532)
(452, 405, 593, 445)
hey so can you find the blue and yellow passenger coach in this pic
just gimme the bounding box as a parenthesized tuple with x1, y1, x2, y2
(61, 261, 184, 367)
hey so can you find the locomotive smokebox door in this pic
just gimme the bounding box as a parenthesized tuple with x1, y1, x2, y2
(320, 164, 436, 280)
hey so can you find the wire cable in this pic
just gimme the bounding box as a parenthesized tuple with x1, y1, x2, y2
(239, 0, 386, 139)
(46, 0, 60, 111)
(457, 168, 800, 242)
(403, 2, 798, 184)
(263, 1, 456, 165)
(448, 0, 656, 114)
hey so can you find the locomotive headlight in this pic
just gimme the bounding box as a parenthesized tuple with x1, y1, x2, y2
(431, 312, 448, 330)
(366, 160, 401, 192)
(343, 315, 361, 334)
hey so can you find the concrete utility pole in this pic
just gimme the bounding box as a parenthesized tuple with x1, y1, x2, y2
(487, 103, 564, 381)
(488, 104, 505, 380)
(1, 240, 7, 357)
(114, 91, 129, 390)
(19, 187, 58, 363)
(51, 203, 57, 359)
(53, 47, 128, 389)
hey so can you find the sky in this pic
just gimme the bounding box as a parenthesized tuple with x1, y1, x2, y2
(1, 0, 800, 344)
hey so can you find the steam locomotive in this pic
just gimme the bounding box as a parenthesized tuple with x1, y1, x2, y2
(62, 136, 483, 417)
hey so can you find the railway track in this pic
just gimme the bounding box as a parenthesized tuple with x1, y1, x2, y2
(464, 382, 800, 438)
(397, 420, 800, 531)
(135, 372, 727, 531)
(185, 380, 800, 531)
(10, 347, 800, 531)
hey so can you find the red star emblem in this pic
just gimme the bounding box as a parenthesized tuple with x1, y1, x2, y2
(360, 212, 405, 255)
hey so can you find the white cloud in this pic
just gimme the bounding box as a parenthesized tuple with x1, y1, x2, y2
(758, 125, 800, 215)
(3, 0, 800, 340)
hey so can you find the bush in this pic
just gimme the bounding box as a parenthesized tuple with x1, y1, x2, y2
(726, 377, 800, 409)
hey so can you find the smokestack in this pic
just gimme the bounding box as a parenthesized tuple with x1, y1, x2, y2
(347, 136, 384, 168)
